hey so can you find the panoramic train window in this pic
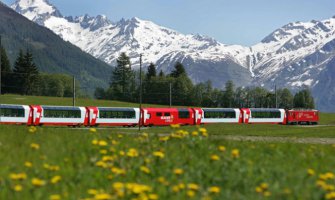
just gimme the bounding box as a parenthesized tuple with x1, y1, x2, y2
(178, 110, 190, 119)
(203, 110, 236, 118)
(251, 111, 281, 118)
(99, 110, 136, 119)
(44, 109, 81, 118)
(0, 108, 25, 117)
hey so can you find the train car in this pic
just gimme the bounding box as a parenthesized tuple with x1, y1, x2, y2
(200, 108, 242, 124)
(87, 107, 140, 127)
(141, 108, 196, 126)
(286, 109, 319, 125)
(31, 105, 87, 126)
(241, 108, 286, 124)
(0, 104, 33, 125)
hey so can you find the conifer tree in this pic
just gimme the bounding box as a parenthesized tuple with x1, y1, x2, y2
(170, 62, 186, 78)
(146, 63, 156, 80)
(0, 46, 12, 94)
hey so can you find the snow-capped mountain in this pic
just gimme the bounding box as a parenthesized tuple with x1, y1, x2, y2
(9, 0, 335, 111)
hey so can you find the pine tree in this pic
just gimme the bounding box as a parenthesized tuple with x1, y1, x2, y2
(0, 46, 12, 94)
(110, 53, 134, 101)
(170, 62, 186, 78)
(221, 80, 235, 107)
(293, 88, 315, 109)
(13, 49, 39, 95)
(146, 63, 156, 80)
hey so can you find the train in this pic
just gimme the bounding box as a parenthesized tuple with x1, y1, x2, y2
(0, 104, 319, 127)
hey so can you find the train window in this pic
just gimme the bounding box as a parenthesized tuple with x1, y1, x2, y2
(178, 111, 190, 119)
(99, 110, 136, 119)
(0, 108, 25, 117)
(203, 111, 235, 119)
(44, 109, 81, 118)
(252, 111, 281, 118)
(156, 112, 162, 117)
(164, 113, 171, 117)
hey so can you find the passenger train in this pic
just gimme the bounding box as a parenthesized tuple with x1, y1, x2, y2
(0, 104, 319, 126)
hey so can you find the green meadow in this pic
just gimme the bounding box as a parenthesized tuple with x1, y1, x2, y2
(1, 94, 335, 200)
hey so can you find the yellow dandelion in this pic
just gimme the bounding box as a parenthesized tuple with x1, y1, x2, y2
(326, 192, 335, 200)
(159, 136, 170, 142)
(92, 139, 99, 145)
(153, 151, 165, 159)
(218, 146, 226, 152)
(24, 161, 33, 168)
(10, 173, 27, 181)
(50, 176, 62, 184)
(28, 126, 37, 133)
(188, 183, 199, 191)
(260, 183, 269, 190)
(112, 182, 124, 190)
(198, 128, 207, 133)
(148, 194, 159, 200)
(87, 189, 98, 195)
(49, 194, 61, 200)
(118, 134, 123, 138)
(98, 140, 108, 147)
(210, 154, 220, 161)
(255, 187, 263, 193)
(307, 168, 315, 176)
(31, 178, 46, 187)
(187, 190, 195, 197)
(170, 124, 180, 128)
(13, 184, 23, 192)
(172, 185, 180, 193)
(174, 168, 184, 175)
(140, 166, 151, 174)
(94, 193, 112, 200)
(231, 149, 240, 158)
(191, 131, 199, 136)
(30, 143, 40, 150)
(208, 186, 220, 194)
(89, 128, 97, 133)
(100, 149, 108, 154)
(127, 148, 139, 157)
(263, 191, 271, 197)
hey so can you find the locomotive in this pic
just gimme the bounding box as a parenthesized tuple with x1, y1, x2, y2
(0, 104, 319, 126)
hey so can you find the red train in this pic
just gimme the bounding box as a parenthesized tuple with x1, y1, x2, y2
(0, 104, 319, 126)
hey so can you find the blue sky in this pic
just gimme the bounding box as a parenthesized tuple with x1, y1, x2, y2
(3, 0, 335, 46)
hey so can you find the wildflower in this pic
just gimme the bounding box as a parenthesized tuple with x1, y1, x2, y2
(174, 168, 184, 175)
(50, 176, 62, 184)
(49, 194, 61, 200)
(191, 131, 199, 136)
(172, 185, 180, 193)
(10, 173, 27, 181)
(218, 146, 226, 152)
(260, 183, 269, 190)
(28, 126, 37, 133)
(111, 167, 126, 175)
(89, 128, 97, 133)
(201, 132, 208, 137)
(157, 177, 169, 185)
(231, 149, 240, 158)
(148, 194, 159, 200)
(140, 166, 151, 174)
(24, 161, 33, 168)
(113, 182, 124, 190)
(95, 161, 108, 168)
(13, 184, 23, 192)
(100, 149, 108, 154)
(307, 168, 315, 176)
(198, 128, 207, 133)
(31, 178, 46, 187)
(208, 186, 220, 194)
(94, 193, 112, 200)
(92, 139, 99, 145)
(326, 192, 335, 200)
(30, 143, 40, 150)
(188, 183, 199, 191)
(170, 124, 180, 128)
(87, 189, 98, 195)
(153, 151, 165, 159)
(210, 154, 220, 161)
(119, 151, 125, 156)
(187, 190, 195, 197)
(159, 136, 170, 142)
(118, 134, 123, 138)
(141, 133, 149, 138)
(255, 187, 263, 193)
(102, 156, 114, 162)
(127, 148, 139, 157)
(263, 191, 271, 197)
(98, 140, 108, 147)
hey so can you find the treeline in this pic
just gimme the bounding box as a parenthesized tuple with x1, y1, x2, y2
(1, 46, 80, 97)
(96, 53, 315, 109)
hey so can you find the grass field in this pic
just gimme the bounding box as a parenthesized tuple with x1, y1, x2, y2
(1, 94, 335, 199)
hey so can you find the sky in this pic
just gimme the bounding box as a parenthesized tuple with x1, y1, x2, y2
(2, 0, 335, 46)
